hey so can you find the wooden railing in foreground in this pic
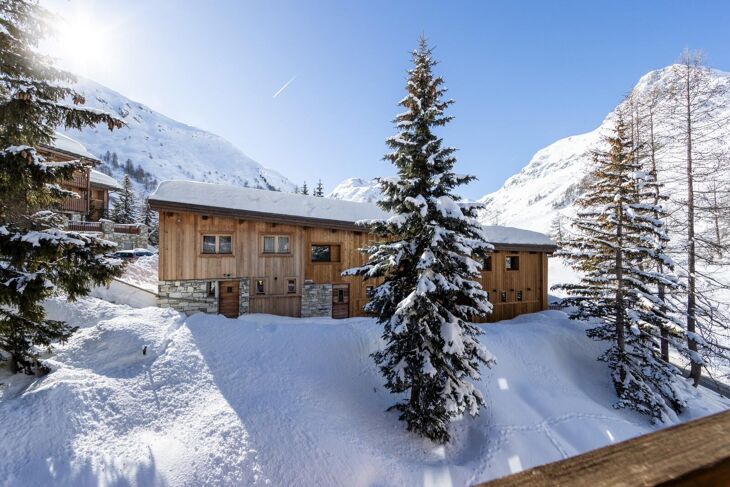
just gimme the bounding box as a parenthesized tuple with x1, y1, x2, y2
(475, 410, 730, 487)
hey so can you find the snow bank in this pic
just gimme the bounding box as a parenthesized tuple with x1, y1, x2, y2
(1, 299, 726, 486)
(119, 254, 159, 293)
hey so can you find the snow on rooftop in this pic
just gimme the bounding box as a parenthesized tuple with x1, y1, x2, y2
(90, 169, 122, 190)
(482, 225, 556, 247)
(50, 132, 98, 160)
(151, 180, 390, 224)
(151, 180, 556, 247)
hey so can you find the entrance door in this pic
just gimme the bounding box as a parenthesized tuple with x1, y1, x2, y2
(219, 280, 240, 318)
(332, 284, 350, 319)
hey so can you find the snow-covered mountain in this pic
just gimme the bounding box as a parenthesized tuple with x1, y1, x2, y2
(328, 177, 382, 203)
(476, 65, 730, 234)
(59, 78, 294, 192)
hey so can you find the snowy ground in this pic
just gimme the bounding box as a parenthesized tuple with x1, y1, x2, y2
(0, 298, 727, 486)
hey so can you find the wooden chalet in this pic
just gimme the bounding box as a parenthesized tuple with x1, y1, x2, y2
(38, 133, 122, 221)
(149, 180, 557, 321)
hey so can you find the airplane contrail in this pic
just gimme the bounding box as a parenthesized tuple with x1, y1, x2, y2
(272, 75, 297, 99)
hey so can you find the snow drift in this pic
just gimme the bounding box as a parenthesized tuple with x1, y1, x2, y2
(0, 298, 726, 486)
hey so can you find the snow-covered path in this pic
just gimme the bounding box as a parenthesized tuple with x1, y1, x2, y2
(1, 298, 727, 486)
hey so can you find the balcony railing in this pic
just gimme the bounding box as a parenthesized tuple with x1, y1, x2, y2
(66, 221, 102, 232)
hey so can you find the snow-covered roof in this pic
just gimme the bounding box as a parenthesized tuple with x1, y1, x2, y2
(150, 180, 390, 227)
(482, 225, 556, 248)
(90, 169, 123, 190)
(150, 180, 556, 249)
(48, 132, 98, 160)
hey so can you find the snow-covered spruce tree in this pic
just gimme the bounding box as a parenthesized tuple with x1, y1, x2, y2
(314, 179, 324, 197)
(140, 197, 158, 246)
(555, 111, 688, 422)
(0, 0, 125, 373)
(343, 38, 495, 443)
(301, 181, 309, 195)
(111, 174, 137, 224)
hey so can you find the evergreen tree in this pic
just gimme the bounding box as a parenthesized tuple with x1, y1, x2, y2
(555, 111, 688, 422)
(140, 197, 158, 246)
(0, 0, 125, 373)
(314, 179, 324, 197)
(110, 152, 118, 168)
(301, 181, 309, 195)
(343, 38, 495, 443)
(111, 175, 137, 224)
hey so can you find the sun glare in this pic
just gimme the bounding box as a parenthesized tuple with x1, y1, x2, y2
(51, 10, 113, 74)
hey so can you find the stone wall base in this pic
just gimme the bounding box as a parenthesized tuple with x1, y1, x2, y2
(158, 279, 218, 315)
(159, 278, 251, 316)
(301, 282, 332, 317)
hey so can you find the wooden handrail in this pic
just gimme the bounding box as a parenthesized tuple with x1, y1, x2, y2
(474, 410, 730, 487)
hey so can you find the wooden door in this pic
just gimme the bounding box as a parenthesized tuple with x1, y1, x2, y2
(332, 284, 350, 319)
(219, 280, 240, 318)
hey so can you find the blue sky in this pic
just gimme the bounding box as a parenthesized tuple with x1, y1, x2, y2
(44, 0, 730, 199)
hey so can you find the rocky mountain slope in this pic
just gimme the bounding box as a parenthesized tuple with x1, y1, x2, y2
(59, 78, 294, 193)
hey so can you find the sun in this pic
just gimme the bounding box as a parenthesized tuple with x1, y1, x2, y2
(50, 10, 113, 74)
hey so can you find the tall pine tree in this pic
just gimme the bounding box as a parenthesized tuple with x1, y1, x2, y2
(0, 0, 125, 373)
(301, 181, 309, 195)
(140, 197, 158, 246)
(344, 38, 495, 443)
(314, 179, 324, 197)
(555, 110, 688, 422)
(111, 175, 137, 224)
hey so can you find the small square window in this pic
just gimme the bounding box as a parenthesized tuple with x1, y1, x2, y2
(501, 292, 507, 303)
(287, 279, 296, 294)
(255, 279, 265, 294)
(516, 290, 523, 302)
(218, 236, 232, 254)
(202, 235, 216, 254)
(263, 236, 275, 254)
(337, 289, 345, 303)
(506, 256, 520, 271)
(278, 236, 290, 254)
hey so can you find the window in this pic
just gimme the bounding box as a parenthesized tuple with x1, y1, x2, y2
(311, 244, 340, 262)
(255, 279, 265, 294)
(505, 256, 520, 271)
(206, 281, 217, 297)
(218, 236, 232, 254)
(366, 286, 375, 299)
(501, 292, 507, 303)
(202, 235, 216, 254)
(484, 255, 492, 271)
(516, 290, 523, 302)
(337, 289, 345, 303)
(202, 235, 232, 254)
(262, 235, 290, 254)
(287, 278, 296, 294)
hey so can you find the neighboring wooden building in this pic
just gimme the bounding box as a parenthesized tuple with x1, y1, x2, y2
(38, 133, 122, 221)
(149, 180, 557, 321)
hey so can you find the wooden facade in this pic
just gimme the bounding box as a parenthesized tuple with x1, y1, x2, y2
(37, 145, 114, 221)
(153, 203, 556, 322)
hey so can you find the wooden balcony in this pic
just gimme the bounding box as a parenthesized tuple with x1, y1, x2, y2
(475, 410, 730, 487)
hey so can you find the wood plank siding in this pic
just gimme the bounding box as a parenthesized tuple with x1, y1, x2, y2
(155, 207, 554, 321)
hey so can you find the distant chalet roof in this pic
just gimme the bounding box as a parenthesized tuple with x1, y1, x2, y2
(40, 132, 99, 161)
(150, 180, 557, 251)
(90, 169, 123, 191)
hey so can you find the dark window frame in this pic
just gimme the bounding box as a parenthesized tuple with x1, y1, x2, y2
(505, 255, 520, 271)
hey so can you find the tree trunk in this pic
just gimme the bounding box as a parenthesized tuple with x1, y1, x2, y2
(685, 66, 701, 386)
(649, 110, 670, 362)
(616, 198, 625, 353)
(9, 353, 18, 374)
